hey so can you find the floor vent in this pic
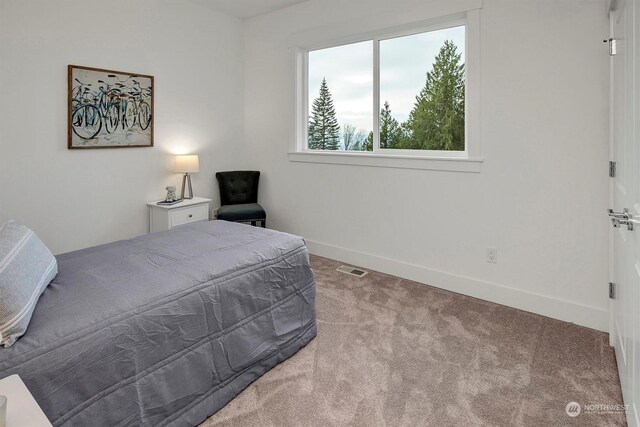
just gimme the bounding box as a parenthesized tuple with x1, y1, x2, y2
(336, 265, 368, 278)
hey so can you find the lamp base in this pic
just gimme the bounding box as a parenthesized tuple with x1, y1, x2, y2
(180, 173, 194, 199)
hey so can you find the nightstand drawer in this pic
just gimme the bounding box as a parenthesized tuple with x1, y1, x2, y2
(169, 204, 209, 227)
(148, 197, 212, 233)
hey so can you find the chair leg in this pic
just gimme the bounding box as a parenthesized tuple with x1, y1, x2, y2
(251, 221, 256, 227)
(261, 220, 266, 228)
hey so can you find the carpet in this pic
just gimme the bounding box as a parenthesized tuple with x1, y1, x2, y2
(202, 255, 625, 426)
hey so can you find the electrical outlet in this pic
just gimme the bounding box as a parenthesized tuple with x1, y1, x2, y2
(487, 248, 497, 264)
(212, 208, 218, 219)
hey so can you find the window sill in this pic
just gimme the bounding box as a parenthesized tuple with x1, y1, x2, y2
(288, 151, 483, 172)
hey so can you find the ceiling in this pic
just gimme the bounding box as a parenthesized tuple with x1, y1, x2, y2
(191, 0, 310, 19)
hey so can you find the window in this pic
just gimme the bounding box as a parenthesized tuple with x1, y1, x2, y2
(379, 26, 465, 153)
(308, 41, 373, 151)
(291, 8, 481, 172)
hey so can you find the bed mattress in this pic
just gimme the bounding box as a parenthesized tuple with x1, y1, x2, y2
(0, 220, 317, 426)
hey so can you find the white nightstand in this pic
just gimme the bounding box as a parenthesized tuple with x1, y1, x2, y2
(147, 197, 212, 233)
(0, 375, 51, 426)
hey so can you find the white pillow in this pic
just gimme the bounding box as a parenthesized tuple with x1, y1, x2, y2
(0, 221, 57, 347)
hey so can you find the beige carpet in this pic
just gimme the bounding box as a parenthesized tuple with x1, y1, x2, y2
(202, 255, 625, 426)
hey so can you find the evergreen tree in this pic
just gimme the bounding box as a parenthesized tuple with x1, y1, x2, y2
(379, 101, 402, 149)
(308, 78, 341, 150)
(364, 131, 373, 151)
(404, 40, 465, 150)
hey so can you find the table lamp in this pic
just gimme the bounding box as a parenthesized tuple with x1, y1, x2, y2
(175, 155, 199, 200)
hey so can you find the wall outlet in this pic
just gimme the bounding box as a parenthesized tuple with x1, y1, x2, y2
(212, 208, 218, 219)
(487, 247, 497, 264)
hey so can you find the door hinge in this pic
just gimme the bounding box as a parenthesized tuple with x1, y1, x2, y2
(609, 282, 616, 299)
(605, 38, 618, 56)
(609, 161, 616, 177)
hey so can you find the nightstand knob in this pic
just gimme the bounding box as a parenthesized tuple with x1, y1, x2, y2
(188, 214, 193, 218)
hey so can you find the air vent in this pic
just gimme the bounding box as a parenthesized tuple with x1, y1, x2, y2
(336, 265, 368, 277)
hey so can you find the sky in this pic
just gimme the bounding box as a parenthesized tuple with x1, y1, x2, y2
(309, 25, 465, 134)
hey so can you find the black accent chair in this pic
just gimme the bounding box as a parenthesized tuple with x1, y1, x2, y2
(215, 171, 266, 227)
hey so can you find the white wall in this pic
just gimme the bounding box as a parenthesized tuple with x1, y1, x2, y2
(243, 0, 611, 330)
(0, 0, 612, 331)
(0, 0, 245, 254)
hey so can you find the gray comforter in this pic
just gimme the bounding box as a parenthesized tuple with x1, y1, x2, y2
(0, 221, 317, 426)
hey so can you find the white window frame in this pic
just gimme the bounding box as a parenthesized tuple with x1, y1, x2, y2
(289, 4, 482, 173)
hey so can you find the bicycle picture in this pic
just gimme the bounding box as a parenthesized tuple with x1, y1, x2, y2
(68, 65, 154, 149)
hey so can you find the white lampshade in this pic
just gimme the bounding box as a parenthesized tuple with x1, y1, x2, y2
(175, 155, 199, 173)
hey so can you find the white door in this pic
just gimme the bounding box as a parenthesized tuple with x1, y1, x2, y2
(610, 0, 640, 425)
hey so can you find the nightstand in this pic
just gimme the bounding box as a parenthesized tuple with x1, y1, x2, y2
(147, 197, 212, 233)
(0, 375, 52, 426)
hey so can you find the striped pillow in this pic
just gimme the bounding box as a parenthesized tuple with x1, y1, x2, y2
(0, 221, 57, 347)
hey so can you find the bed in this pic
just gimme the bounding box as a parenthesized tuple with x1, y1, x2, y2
(0, 220, 317, 426)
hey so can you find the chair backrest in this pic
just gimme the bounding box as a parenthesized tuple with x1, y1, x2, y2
(216, 171, 260, 206)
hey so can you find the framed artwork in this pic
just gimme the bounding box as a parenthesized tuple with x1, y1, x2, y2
(68, 65, 154, 149)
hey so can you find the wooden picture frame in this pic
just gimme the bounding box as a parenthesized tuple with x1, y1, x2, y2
(68, 65, 154, 149)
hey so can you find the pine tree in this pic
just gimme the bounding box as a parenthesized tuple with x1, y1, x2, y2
(364, 131, 373, 151)
(379, 101, 402, 149)
(308, 78, 341, 150)
(404, 40, 465, 150)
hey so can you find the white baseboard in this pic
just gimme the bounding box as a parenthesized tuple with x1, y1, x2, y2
(306, 239, 609, 333)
